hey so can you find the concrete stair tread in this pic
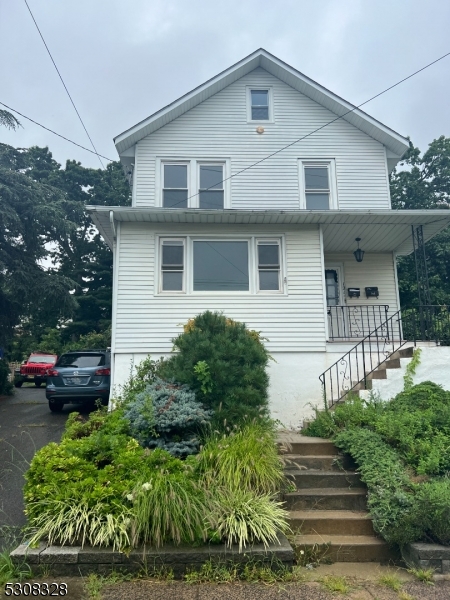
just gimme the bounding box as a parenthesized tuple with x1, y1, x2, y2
(278, 434, 335, 444)
(287, 488, 366, 496)
(293, 534, 386, 546)
(289, 510, 371, 520)
(283, 454, 340, 460)
(286, 469, 358, 475)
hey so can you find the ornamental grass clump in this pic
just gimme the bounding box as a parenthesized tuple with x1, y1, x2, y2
(131, 470, 207, 547)
(196, 420, 285, 494)
(206, 488, 289, 551)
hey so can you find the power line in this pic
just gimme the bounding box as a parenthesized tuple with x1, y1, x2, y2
(23, 0, 105, 168)
(184, 49, 450, 203)
(0, 101, 115, 162)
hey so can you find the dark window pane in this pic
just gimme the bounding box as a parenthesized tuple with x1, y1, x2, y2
(162, 244, 183, 267)
(199, 190, 224, 209)
(163, 189, 188, 208)
(193, 241, 249, 291)
(56, 354, 105, 367)
(162, 272, 183, 291)
(200, 165, 223, 190)
(251, 106, 269, 120)
(251, 90, 269, 106)
(258, 244, 279, 267)
(259, 270, 279, 291)
(306, 193, 330, 209)
(164, 164, 187, 188)
(304, 167, 329, 190)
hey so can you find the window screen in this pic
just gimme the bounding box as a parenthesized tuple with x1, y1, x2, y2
(161, 240, 184, 291)
(251, 90, 269, 120)
(258, 242, 280, 291)
(163, 164, 188, 208)
(193, 241, 249, 291)
(199, 165, 224, 209)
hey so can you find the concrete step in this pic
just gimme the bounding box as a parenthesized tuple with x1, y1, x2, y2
(280, 438, 338, 456)
(367, 369, 387, 380)
(391, 346, 414, 360)
(292, 534, 399, 563)
(285, 488, 367, 511)
(283, 454, 356, 471)
(287, 470, 361, 489)
(289, 510, 375, 535)
(377, 358, 401, 370)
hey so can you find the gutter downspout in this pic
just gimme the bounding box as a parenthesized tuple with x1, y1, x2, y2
(109, 211, 118, 410)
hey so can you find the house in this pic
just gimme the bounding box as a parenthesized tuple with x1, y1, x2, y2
(88, 49, 450, 427)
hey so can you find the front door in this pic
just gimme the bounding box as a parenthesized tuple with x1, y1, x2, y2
(325, 267, 346, 339)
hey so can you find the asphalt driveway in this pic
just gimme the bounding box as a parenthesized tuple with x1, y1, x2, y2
(0, 385, 86, 549)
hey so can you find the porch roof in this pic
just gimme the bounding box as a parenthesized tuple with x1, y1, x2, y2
(87, 207, 450, 256)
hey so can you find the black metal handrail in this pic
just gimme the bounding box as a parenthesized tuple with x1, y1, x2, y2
(319, 305, 450, 407)
(327, 304, 389, 340)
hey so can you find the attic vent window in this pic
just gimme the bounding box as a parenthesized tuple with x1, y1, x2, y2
(251, 90, 269, 120)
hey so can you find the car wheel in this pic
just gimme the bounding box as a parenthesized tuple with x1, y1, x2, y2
(14, 381, 23, 388)
(48, 399, 64, 412)
(35, 381, 43, 387)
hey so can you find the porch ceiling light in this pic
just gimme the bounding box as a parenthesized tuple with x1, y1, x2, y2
(353, 237, 365, 263)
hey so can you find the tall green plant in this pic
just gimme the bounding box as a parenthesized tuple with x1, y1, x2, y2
(159, 311, 271, 427)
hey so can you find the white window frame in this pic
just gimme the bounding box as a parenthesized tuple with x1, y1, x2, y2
(246, 86, 274, 123)
(158, 238, 186, 294)
(157, 235, 285, 295)
(157, 158, 230, 209)
(298, 159, 338, 209)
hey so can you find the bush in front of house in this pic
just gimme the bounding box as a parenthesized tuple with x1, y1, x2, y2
(305, 381, 450, 547)
(24, 408, 288, 552)
(158, 311, 271, 427)
(123, 378, 213, 457)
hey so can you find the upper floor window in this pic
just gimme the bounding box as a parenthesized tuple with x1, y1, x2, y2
(299, 160, 337, 209)
(160, 160, 229, 209)
(250, 90, 269, 120)
(199, 165, 224, 209)
(163, 164, 188, 208)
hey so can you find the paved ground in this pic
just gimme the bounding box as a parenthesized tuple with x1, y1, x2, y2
(0, 386, 87, 549)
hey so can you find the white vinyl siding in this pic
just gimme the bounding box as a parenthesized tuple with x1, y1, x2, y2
(134, 68, 391, 210)
(324, 252, 399, 316)
(115, 222, 326, 353)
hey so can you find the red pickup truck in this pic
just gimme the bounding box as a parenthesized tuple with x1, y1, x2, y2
(14, 352, 58, 388)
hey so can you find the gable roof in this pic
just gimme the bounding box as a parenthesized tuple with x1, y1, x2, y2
(114, 48, 409, 159)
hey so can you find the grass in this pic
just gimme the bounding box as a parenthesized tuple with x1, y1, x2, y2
(184, 558, 305, 585)
(378, 573, 402, 591)
(320, 575, 352, 594)
(398, 592, 415, 600)
(407, 566, 435, 584)
(0, 548, 32, 586)
(83, 571, 134, 600)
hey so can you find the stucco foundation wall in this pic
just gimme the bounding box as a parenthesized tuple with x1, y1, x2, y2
(363, 346, 450, 401)
(112, 350, 350, 427)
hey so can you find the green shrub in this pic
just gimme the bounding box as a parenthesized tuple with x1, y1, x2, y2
(417, 479, 450, 546)
(207, 488, 289, 551)
(115, 355, 163, 406)
(158, 311, 271, 427)
(196, 421, 285, 494)
(123, 378, 213, 457)
(334, 429, 423, 545)
(0, 359, 13, 396)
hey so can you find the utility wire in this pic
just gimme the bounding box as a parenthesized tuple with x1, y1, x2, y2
(23, 0, 105, 168)
(183, 49, 450, 203)
(3, 49, 449, 177)
(0, 101, 115, 162)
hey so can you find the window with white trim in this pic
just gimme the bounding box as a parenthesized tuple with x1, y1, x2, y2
(160, 239, 184, 291)
(163, 164, 188, 208)
(299, 161, 337, 209)
(159, 237, 283, 293)
(257, 240, 281, 291)
(160, 160, 227, 209)
(199, 164, 224, 209)
(250, 90, 269, 120)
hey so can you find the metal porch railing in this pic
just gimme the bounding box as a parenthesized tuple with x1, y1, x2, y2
(327, 305, 389, 340)
(319, 305, 450, 407)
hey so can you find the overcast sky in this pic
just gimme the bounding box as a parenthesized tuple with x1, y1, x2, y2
(1, 0, 449, 170)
